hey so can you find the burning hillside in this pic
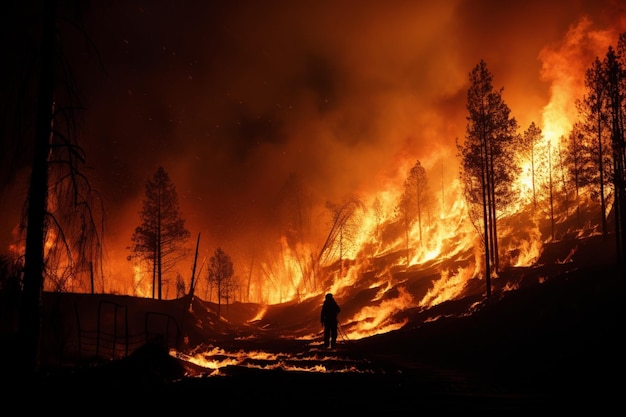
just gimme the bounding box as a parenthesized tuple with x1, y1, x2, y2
(2, 232, 622, 413)
(25, 229, 619, 367)
(4, 1, 625, 309)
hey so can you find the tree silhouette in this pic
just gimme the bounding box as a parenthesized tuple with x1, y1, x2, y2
(207, 247, 234, 316)
(5, 1, 105, 373)
(519, 122, 542, 208)
(457, 60, 519, 299)
(130, 166, 190, 300)
(318, 196, 364, 274)
(563, 122, 588, 227)
(18, 3, 57, 372)
(576, 57, 611, 234)
(573, 33, 626, 264)
(399, 160, 431, 264)
(604, 38, 626, 264)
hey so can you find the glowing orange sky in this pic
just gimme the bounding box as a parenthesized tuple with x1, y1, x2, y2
(1, 0, 625, 298)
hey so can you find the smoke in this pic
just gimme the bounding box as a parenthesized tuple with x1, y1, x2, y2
(538, 16, 619, 140)
(2, 0, 625, 295)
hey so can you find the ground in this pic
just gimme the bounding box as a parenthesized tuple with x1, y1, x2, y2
(1, 236, 625, 412)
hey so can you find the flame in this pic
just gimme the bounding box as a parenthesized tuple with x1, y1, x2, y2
(132, 263, 151, 298)
(345, 286, 412, 339)
(176, 344, 375, 376)
(249, 305, 268, 322)
(419, 267, 472, 308)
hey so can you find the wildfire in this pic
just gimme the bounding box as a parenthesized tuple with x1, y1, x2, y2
(344, 286, 412, 339)
(6, 11, 620, 346)
(175, 344, 378, 376)
(418, 267, 472, 308)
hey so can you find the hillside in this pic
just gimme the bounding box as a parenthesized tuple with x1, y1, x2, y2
(1, 234, 623, 412)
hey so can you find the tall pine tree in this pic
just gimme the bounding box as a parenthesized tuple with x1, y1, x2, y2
(457, 60, 519, 299)
(130, 166, 190, 299)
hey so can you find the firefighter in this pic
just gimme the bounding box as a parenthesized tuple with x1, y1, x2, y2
(320, 293, 341, 348)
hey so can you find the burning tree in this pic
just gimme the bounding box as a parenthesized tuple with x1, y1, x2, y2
(519, 122, 543, 208)
(206, 247, 234, 316)
(319, 197, 364, 275)
(399, 160, 431, 264)
(458, 60, 520, 298)
(130, 166, 190, 300)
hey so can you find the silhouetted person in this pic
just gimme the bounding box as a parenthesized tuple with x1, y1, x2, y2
(320, 293, 341, 348)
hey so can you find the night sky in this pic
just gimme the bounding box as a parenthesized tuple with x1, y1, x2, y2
(1, 0, 625, 293)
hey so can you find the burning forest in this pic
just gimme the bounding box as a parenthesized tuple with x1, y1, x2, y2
(1, 1, 625, 411)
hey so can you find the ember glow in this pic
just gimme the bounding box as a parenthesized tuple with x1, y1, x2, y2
(1, 1, 625, 341)
(176, 345, 377, 376)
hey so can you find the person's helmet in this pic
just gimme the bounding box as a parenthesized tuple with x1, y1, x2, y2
(325, 293, 333, 300)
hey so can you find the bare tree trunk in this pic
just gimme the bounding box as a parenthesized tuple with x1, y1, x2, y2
(157, 206, 162, 300)
(549, 145, 556, 241)
(480, 134, 491, 299)
(596, 115, 607, 235)
(19, 0, 57, 374)
(188, 233, 201, 305)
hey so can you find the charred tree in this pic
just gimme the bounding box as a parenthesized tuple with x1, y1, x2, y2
(130, 166, 190, 300)
(18, 0, 57, 374)
(188, 232, 201, 304)
(8, 0, 105, 372)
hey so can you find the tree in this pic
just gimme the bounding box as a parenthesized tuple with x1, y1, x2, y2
(400, 160, 431, 264)
(576, 57, 611, 235)
(130, 166, 190, 300)
(457, 60, 519, 299)
(563, 122, 589, 227)
(575, 33, 626, 264)
(5, 1, 105, 373)
(18, 2, 57, 372)
(207, 247, 234, 316)
(604, 39, 626, 264)
(318, 196, 364, 273)
(187, 232, 202, 304)
(519, 122, 543, 208)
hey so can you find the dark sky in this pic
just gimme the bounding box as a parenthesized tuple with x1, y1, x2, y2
(1, 0, 625, 294)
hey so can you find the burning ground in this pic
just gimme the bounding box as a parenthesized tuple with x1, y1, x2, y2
(2, 233, 623, 412)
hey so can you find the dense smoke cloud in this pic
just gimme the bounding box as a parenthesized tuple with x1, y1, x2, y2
(1, 0, 624, 293)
